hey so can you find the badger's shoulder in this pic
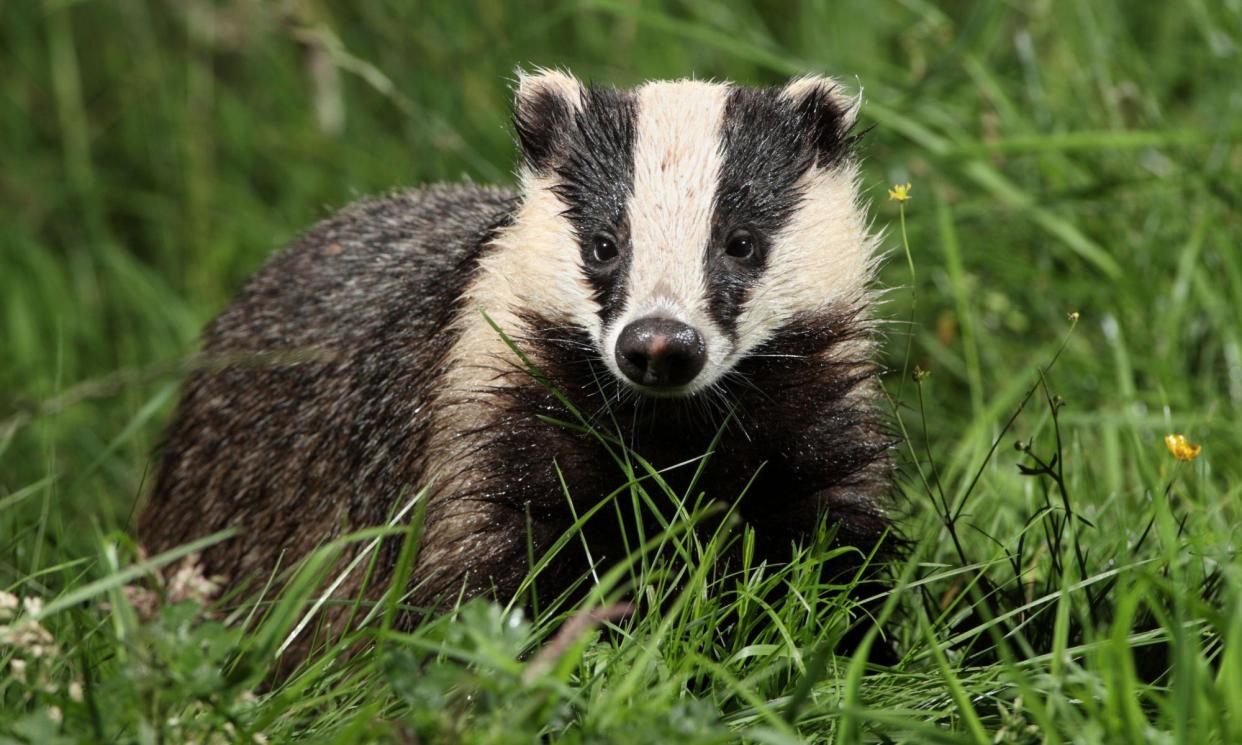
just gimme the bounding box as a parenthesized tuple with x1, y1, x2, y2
(205, 184, 520, 352)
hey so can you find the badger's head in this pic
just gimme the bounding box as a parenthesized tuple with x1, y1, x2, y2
(502, 70, 878, 399)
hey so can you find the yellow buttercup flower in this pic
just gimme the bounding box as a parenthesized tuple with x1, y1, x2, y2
(1164, 433, 1201, 462)
(888, 182, 912, 202)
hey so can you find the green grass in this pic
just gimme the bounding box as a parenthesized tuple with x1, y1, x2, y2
(2, 0, 1241, 741)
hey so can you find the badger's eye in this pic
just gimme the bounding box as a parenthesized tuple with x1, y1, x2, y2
(589, 233, 620, 265)
(724, 229, 756, 261)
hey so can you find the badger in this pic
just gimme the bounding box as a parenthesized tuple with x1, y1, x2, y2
(140, 70, 892, 645)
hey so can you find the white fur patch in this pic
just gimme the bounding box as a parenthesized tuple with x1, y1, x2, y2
(731, 162, 880, 362)
(451, 173, 599, 400)
(600, 80, 732, 394)
(515, 67, 584, 113)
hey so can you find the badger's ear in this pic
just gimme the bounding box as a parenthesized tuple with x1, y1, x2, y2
(782, 75, 861, 167)
(513, 68, 585, 172)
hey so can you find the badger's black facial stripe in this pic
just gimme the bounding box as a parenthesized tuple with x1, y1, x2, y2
(545, 87, 638, 329)
(706, 87, 820, 336)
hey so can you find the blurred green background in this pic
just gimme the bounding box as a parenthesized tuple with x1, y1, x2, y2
(2, 0, 1240, 559)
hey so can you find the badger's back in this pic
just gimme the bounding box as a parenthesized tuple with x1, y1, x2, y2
(141, 185, 518, 583)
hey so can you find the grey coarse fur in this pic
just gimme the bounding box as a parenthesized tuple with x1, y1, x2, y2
(141, 185, 519, 604)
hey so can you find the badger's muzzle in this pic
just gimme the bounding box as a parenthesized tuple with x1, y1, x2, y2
(614, 317, 706, 389)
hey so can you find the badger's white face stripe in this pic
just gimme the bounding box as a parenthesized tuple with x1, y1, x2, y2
(731, 161, 879, 360)
(443, 173, 600, 433)
(600, 81, 730, 393)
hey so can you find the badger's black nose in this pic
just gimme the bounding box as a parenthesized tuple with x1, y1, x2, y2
(615, 317, 706, 388)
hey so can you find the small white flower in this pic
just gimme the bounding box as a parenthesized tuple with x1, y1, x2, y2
(167, 554, 223, 606)
(47, 705, 62, 725)
(0, 591, 18, 621)
(10, 657, 28, 683)
(122, 585, 161, 622)
(0, 617, 58, 657)
(68, 680, 84, 702)
(21, 596, 44, 616)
